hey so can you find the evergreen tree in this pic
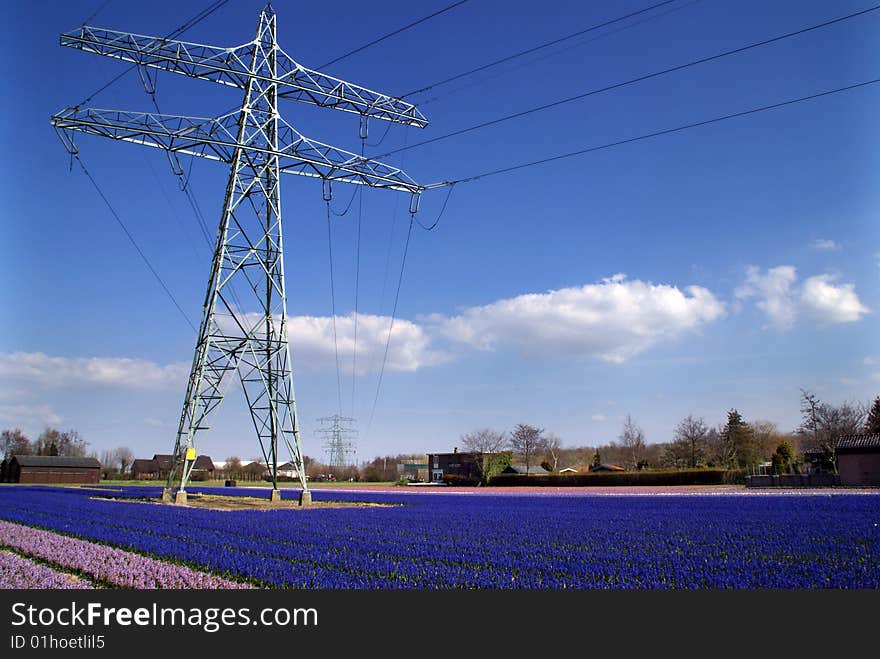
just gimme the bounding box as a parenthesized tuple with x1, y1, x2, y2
(865, 396, 880, 434)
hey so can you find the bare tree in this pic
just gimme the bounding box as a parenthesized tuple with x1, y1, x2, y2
(1, 428, 31, 459)
(224, 456, 243, 480)
(749, 420, 790, 466)
(618, 415, 646, 470)
(34, 427, 88, 457)
(114, 447, 134, 477)
(798, 389, 867, 472)
(542, 433, 562, 472)
(461, 428, 509, 483)
(508, 424, 546, 475)
(672, 414, 708, 468)
(99, 449, 117, 479)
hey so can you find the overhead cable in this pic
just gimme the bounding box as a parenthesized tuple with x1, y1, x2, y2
(375, 5, 880, 159)
(438, 78, 880, 186)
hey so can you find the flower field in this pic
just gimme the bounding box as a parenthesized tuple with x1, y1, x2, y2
(1, 485, 878, 589)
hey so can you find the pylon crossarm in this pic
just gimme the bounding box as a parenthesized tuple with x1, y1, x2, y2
(61, 26, 428, 128)
(51, 107, 424, 193)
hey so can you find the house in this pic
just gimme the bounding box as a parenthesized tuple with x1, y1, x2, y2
(278, 461, 302, 480)
(6, 455, 100, 484)
(836, 434, 880, 486)
(131, 458, 160, 480)
(587, 464, 626, 473)
(502, 463, 549, 475)
(396, 461, 428, 482)
(192, 455, 215, 478)
(427, 450, 481, 483)
(558, 466, 578, 474)
(130, 453, 215, 480)
(152, 454, 175, 479)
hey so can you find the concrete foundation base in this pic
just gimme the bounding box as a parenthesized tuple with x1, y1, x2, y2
(270, 489, 282, 503)
(174, 491, 188, 505)
(161, 488, 173, 503)
(299, 490, 312, 507)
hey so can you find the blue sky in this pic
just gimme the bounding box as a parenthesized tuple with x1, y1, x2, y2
(1, 0, 877, 463)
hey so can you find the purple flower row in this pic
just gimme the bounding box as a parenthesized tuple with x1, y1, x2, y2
(0, 520, 252, 589)
(0, 550, 95, 589)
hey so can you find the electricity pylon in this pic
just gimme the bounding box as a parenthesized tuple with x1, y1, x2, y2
(316, 415, 358, 469)
(51, 4, 427, 502)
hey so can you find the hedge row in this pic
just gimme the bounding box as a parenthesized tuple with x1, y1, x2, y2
(442, 474, 481, 486)
(487, 469, 733, 487)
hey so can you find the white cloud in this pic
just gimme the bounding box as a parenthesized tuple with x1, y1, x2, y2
(736, 266, 869, 330)
(437, 274, 725, 363)
(0, 276, 732, 393)
(865, 356, 878, 366)
(286, 313, 449, 374)
(839, 377, 860, 386)
(799, 274, 870, 324)
(735, 265, 798, 329)
(591, 414, 607, 422)
(811, 239, 840, 251)
(0, 352, 187, 390)
(0, 403, 62, 427)
(0, 313, 447, 396)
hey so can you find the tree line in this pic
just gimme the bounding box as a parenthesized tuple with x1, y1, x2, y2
(1, 427, 135, 480)
(3, 390, 876, 483)
(460, 391, 880, 480)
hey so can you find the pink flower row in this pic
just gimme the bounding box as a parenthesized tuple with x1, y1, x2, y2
(0, 550, 95, 589)
(0, 521, 252, 589)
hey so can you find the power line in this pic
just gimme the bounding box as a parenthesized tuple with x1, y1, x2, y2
(440, 78, 880, 186)
(76, 0, 230, 107)
(376, 5, 880, 159)
(318, 0, 469, 69)
(83, 0, 113, 24)
(351, 140, 365, 418)
(330, 185, 359, 216)
(363, 127, 409, 380)
(74, 155, 197, 332)
(400, 0, 679, 98)
(416, 0, 702, 108)
(366, 216, 415, 438)
(414, 183, 456, 231)
(326, 202, 344, 416)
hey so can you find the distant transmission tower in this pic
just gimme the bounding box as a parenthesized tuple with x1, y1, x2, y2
(316, 415, 358, 469)
(51, 4, 427, 503)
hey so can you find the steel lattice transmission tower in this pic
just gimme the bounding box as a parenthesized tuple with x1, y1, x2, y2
(51, 4, 427, 502)
(316, 415, 358, 469)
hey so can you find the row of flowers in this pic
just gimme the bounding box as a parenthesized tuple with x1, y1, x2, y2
(1, 487, 879, 588)
(0, 520, 252, 589)
(0, 550, 95, 589)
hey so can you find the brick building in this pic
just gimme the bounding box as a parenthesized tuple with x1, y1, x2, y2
(5, 455, 100, 484)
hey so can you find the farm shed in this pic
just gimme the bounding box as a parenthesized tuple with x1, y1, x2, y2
(192, 455, 215, 477)
(836, 434, 880, 486)
(8, 455, 100, 484)
(152, 454, 175, 479)
(131, 458, 160, 480)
